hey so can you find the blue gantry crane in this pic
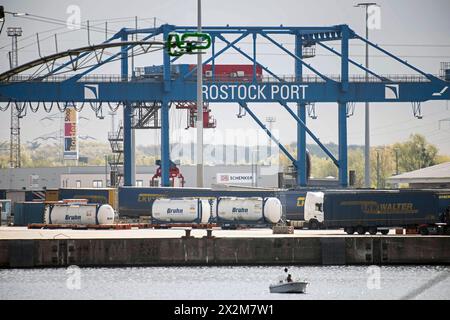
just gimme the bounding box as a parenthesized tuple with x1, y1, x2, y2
(0, 24, 449, 187)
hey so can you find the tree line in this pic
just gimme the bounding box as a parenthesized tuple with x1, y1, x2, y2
(303, 134, 449, 188)
(0, 134, 448, 189)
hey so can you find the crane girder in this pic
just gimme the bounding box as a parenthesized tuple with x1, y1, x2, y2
(1, 80, 448, 104)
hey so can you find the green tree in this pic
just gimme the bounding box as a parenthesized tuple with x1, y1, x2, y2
(393, 134, 438, 173)
(310, 154, 338, 179)
(279, 144, 296, 169)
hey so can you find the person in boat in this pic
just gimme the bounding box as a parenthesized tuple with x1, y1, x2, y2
(286, 274, 293, 283)
(283, 268, 293, 282)
(279, 268, 289, 283)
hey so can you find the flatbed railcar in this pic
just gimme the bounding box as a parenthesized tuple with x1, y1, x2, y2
(118, 186, 276, 218)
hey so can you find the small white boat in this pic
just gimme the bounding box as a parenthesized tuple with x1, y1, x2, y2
(269, 281, 309, 294)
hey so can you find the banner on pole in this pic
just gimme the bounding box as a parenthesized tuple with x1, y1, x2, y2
(63, 105, 78, 160)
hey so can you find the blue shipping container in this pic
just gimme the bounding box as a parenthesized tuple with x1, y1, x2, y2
(13, 202, 45, 226)
(144, 64, 181, 75)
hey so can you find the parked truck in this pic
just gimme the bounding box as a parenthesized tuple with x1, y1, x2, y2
(303, 189, 449, 235)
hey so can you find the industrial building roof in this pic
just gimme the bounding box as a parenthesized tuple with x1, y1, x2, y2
(388, 162, 450, 184)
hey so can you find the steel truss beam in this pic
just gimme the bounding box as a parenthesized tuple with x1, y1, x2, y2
(132, 101, 161, 129)
(0, 24, 449, 188)
(0, 41, 164, 82)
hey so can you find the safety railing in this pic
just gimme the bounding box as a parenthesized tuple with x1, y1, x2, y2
(3, 73, 440, 83)
(4, 74, 135, 82)
(179, 74, 437, 83)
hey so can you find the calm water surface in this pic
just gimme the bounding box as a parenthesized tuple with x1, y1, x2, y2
(0, 265, 449, 300)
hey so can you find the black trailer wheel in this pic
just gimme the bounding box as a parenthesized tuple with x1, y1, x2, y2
(345, 227, 355, 235)
(419, 227, 429, 236)
(380, 229, 389, 235)
(368, 227, 377, 235)
(356, 226, 366, 235)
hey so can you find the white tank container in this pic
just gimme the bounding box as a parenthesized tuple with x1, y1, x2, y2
(44, 203, 115, 225)
(151, 198, 211, 223)
(216, 197, 282, 224)
(264, 197, 283, 223)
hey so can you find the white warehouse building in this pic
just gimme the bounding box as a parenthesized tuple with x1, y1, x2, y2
(0, 165, 279, 190)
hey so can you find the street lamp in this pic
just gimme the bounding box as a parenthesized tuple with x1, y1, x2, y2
(394, 148, 399, 175)
(265, 116, 276, 163)
(105, 154, 109, 187)
(354, 2, 380, 188)
(196, 0, 204, 188)
(251, 149, 258, 187)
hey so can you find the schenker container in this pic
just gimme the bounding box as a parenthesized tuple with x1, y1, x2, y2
(44, 203, 115, 225)
(151, 198, 211, 224)
(216, 197, 282, 224)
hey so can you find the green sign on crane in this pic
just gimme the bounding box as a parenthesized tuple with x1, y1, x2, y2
(167, 32, 211, 57)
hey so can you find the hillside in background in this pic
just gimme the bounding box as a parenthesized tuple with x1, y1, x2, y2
(0, 134, 449, 188)
(0, 140, 362, 167)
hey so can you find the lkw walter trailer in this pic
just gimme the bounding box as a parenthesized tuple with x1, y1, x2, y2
(304, 190, 449, 235)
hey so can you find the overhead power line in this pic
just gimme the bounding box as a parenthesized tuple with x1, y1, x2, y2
(218, 52, 450, 59)
(239, 41, 450, 48)
(0, 14, 165, 55)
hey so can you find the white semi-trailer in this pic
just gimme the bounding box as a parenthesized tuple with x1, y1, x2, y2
(303, 190, 449, 235)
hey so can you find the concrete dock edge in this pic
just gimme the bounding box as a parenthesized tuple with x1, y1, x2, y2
(0, 236, 449, 268)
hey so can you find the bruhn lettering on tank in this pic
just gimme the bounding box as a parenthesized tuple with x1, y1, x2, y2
(232, 207, 249, 213)
(65, 215, 82, 220)
(167, 208, 184, 214)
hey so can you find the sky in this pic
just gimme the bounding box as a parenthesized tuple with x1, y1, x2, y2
(0, 0, 449, 156)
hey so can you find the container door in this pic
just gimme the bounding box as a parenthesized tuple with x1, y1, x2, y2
(108, 189, 117, 210)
